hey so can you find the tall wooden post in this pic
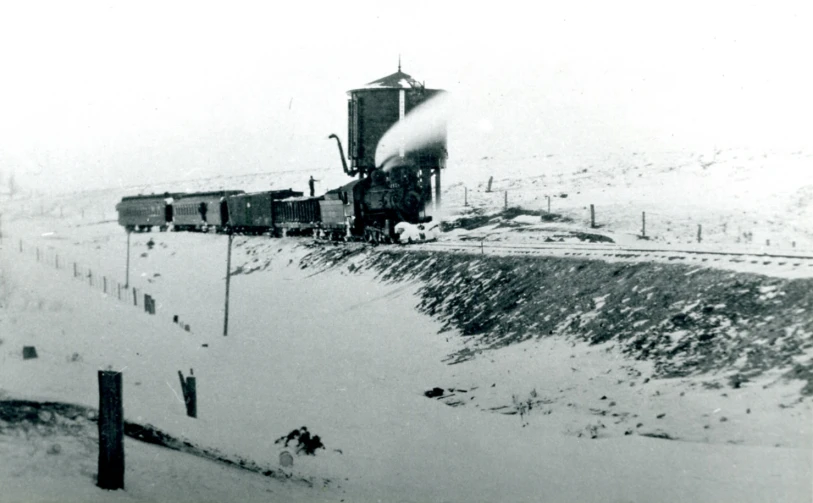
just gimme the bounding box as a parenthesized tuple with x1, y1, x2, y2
(642, 211, 646, 238)
(486, 176, 493, 193)
(504, 191, 508, 209)
(697, 224, 702, 243)
(223, 233, 234, 336)
(125, 230, 131, 288)
(97, 370, 124, 490)
(547, 196, 551, 214)
(590, 204, 596, 228)
(464, 186, 468, 207)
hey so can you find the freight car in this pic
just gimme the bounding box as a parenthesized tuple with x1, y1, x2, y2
(172, 190, 244, 232)
(225, 189, 303, 235)
(115, 193, 185, 232)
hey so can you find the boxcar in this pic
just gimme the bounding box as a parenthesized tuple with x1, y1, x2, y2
(115, 193, 181, 232)
(226, 189, 303, 234)
(172, 190, 244, 232)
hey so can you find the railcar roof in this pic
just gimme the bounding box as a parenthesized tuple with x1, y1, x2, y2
(233, 189, 303, 198)
(175, 190, 245, 199)
(120, 192, 185, 202)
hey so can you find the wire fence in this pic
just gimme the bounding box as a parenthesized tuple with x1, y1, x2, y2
(13, 237, 193, 332)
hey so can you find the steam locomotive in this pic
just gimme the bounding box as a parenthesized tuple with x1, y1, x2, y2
(115, 66, 447, 242)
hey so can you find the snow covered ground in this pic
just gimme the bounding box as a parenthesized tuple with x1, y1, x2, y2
(1, 149, 812, 501)
(1, 203, 811, 501)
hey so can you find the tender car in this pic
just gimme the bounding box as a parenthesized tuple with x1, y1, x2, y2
(394, 221, 440, 244)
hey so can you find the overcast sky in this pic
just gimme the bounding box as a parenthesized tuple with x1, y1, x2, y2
(0, 1, 810, 193)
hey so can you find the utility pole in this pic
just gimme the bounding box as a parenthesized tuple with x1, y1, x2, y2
(223, 233, 234, 336)
(125, 231, 131, 288)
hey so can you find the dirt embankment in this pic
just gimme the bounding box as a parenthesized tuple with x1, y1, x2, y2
(301, 245, 813, 396)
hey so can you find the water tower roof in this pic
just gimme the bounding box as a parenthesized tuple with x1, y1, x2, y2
(351, 70, 424, 92)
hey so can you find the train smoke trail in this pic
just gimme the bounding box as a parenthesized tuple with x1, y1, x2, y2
(374, 91, 452, 169)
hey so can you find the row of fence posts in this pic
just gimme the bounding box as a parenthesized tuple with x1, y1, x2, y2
(97, 367, 197, 490)
(474, 186, 790, 245)
(20, 236, 202, 336)
(19, 238, 171, 316)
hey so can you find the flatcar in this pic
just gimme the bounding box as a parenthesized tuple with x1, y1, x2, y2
(115, 193, 184, 232)
(172, 190, 244, 232)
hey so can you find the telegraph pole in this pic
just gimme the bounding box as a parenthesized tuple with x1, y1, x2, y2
(223, 233, 234, 336)
(125, 230, 131, 288)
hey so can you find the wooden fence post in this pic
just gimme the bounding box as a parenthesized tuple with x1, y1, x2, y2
(23, 346, 38, 359)
(133, 288, 137, 307)
(486, 176, 493, 193)
(547, 196, 551, 214)
(504, 191, 508, 209)
(590, 204, 596, 228)
(97, 370, 124, 490)
(697, 224, 702, 243)
(178, 370, 197, 418)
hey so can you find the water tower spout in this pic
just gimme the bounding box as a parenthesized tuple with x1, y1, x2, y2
(328, 134, 356, 176)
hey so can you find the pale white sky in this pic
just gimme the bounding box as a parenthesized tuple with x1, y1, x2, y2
(0, 1, 810, 192)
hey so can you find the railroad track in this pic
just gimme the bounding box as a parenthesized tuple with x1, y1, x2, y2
(403, 239, 813, 278)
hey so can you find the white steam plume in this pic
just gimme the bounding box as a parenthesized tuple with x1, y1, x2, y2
(374, 92, 453, 168)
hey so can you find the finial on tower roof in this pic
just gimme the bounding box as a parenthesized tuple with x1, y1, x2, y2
(398, 54, 401, 72)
